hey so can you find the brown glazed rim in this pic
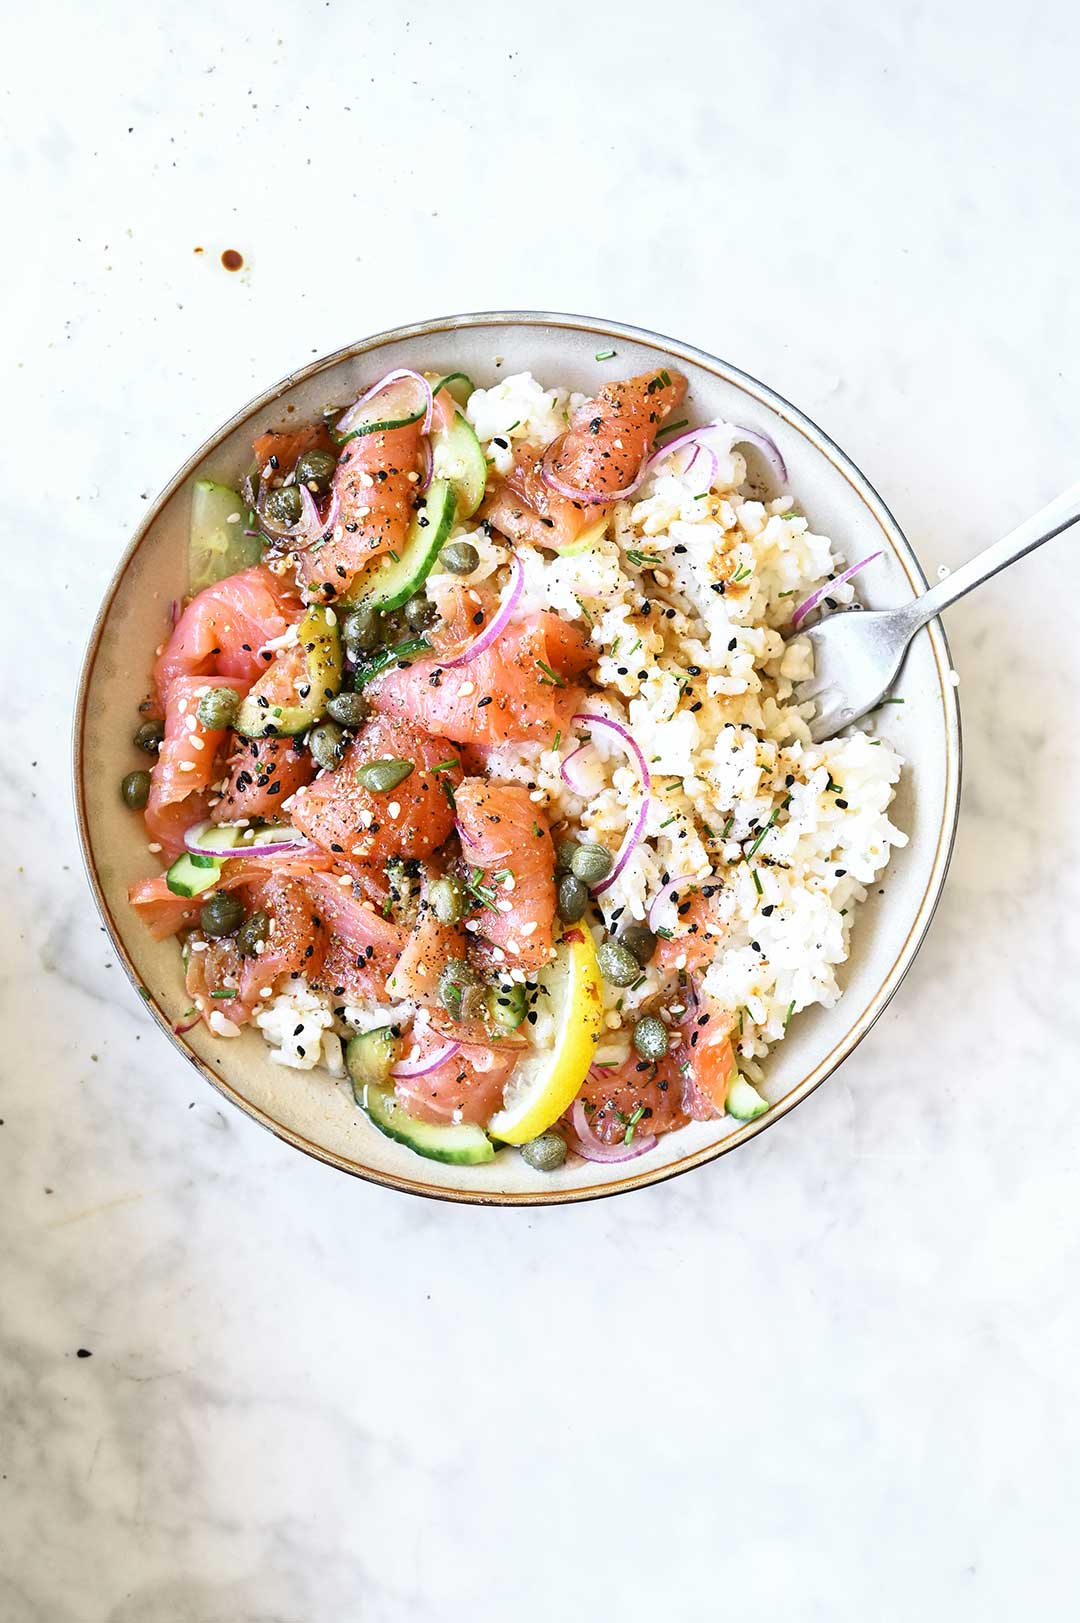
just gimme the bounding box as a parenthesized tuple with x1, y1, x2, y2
(73, 311, 962, 1207)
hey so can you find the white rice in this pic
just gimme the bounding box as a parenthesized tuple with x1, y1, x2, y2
(262, 370, 906, 1087)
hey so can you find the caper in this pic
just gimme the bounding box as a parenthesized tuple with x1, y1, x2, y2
(632, 1015, 670, 1061)
(488, 982, 527, 1033)
(196, 687, 239, 731)
(596, 938, 641, 987)
(520, 1132, 567, 1172)
(262, 484, 302, 527)
(341, 604, 381, 654)
(439, 958, 483, 1021)
(620, 923, 657, 968)
(325, 690, 370, 728)
(429, 874, 467, 925)
(120, 769, 151, 809)
(294, 448, 337, 498)
(356, 757, 414, 793)
(199, 891, 245, 938)
(555, 839, 578, 875)
(309, 721, 345, 771)
(570, 842, 614, 887)
(236, 909, 269, 959)
(403, 592, 436, 632)
(133, 718, 164, 754)
(556, 872, 588, 923)
(440, 540, 479, 575)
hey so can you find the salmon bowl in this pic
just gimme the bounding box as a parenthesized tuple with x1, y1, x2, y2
(74, 312, 960, 1205)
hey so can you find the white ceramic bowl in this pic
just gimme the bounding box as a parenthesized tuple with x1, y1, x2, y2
(74, 312, 961, 1205)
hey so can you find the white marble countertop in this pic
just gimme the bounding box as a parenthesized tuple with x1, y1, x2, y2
(3, 1, 1079, 1617)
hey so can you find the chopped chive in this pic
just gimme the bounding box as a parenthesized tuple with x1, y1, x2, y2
(751, 868, 764, 896)
(387, 549, 399, 563)
(594, 347, 616, 361)
(744, 805, 780, 860)
(610, 637, 620, 657)
(506, 419, 521, 431)
(784, 1000, 795, 1028)
(574, 596, 594, 625)
(655, 925, 674, 940)
(777, 589, 796, 597)
(432, 757, 460, 774)
(655, 418, 689, 441)
(552, 729, 562, 751)
(722, 814, 735, 839)
(732, 564, 753, 584)
(624, 1103, 646, 1144)
(658, 369, 672, 387)
(694, 491, 710, 500)
(535, 658, 565, 688)
(626, 549, 663, 568)
(660, 814, 677, 829)
(210, 990, 237, 999)
(877, 697, 905, 707)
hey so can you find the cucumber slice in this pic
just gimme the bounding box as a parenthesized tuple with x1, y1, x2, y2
(487, 982, 527, 1034)
(343, 480, 456, 612)
(432, 412, 487, 519)
(345, 1029, 398, 1094)
(555, 516, 608, 557)
(352, 636, 432, 688)
(332, 374, 428, 444)
(358, 1081, 495, 1166)
(726, 1074, 769, 1122)
(189, 480, 261, 593)
(234, 603, 343, 738)
(433, 372, 475, 407)
(164, 824, 247, 897)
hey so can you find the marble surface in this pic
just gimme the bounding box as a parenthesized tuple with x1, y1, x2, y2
(3, 0, 1079, 1617)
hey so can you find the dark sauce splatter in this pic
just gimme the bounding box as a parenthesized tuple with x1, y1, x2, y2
(221, 249, 244, 272)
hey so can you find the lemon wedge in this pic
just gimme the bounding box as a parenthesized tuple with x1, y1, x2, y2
(488, 927, 603, 1145)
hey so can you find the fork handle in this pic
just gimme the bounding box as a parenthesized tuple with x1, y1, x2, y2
(899, 478, 1080, 634)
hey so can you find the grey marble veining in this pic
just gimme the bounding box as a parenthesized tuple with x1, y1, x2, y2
(2, 0, 1079, 1617)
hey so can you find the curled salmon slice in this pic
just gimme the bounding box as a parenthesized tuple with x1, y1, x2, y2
(299, 424, 423, 601)
(154, 564, 302, 706)
(393, 1027, 517, 1126)
(210, 735, 314, 825)
(144, 674, 247, 856)
(302, 869, 409, 1002)
(289, 714, 460, 867)
(453, 779, 556, 975)
(481, 367, 687, 549)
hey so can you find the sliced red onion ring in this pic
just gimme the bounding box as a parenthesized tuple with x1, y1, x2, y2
(391, 1039, 461, 1079)
(256, 481, 340, 552)
(169, 598, 181, 628)
(568, 713, 652, 895)
(418, 436, 433, 494)
(647, 872, 702, 933)
(442, 552, 525, 667)
(724, 425, 787, 487)
(173, 1013, 202, 1035)
(540, 432, 648, 506)
(569, 1100, 657, 1162)
(455, 818, 477, 847)
(183, 821, 315, 859)
(559, 742, 597, 795)
(644, 428, 720, 496)
(595, 796, 650, 896)
(334, 368, 434, 440)
(570, 713, 652, 792)
(790, 551, 884, 631)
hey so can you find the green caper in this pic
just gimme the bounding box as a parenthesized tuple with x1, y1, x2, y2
(570, 843, 614, 887)
(199, 891, 245, 938)
(440, 540, 480, 575)
(325, 690, 370, 728)
(439, 958, 483, 1021)
(341, 604, 381, 654)
(196, 687, 240, 730)
(488, 982, 527, 1033)
(294, 448, 337, 498)
(620, 923, 657, 967)
(120, 769, 151, 810)
(556, 872, 588, 923)
(309, 721, 345, 771)
(520, 1132, 567, 1172)
(236, 909, 270, 959)
(262, 484, 303, 527)
(133, 718, 164, 754)
(633, 1015, 670, 1061)
(356, 757, 414, 793)
(429, 874, 467, 925)
(555, 839, 578, 875)
(403, 592, 437, 632)
(596, 938, 641, 987)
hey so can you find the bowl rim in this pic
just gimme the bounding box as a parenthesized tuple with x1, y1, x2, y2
(72, 309, 962, 1206)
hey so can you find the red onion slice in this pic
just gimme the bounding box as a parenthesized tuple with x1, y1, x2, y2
(568, 1100, 657, 1162)
(256, 481, 340, 553)
(334, 368, 434, 440)
(391, 1039, 461, 1079)
(540, 432, 648, 506)
(183, 821, 315, 859)
(790, 551, 883, 631)
(418, 436, 433, 494)
(570, 712, 652, 792)
(594, 795, 650, 896)
(568, 712, 652, 896)
(173, 1013, 202, 1035)
(559, 742, 597, 796)
(442, 552, 525, 667)
(646, 872, 702, 933)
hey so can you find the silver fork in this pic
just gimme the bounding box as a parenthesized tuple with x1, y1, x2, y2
(793, 481, 1080, 742)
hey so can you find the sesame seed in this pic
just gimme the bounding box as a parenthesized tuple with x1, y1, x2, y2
(178, 760, 197, 772)
(147, 842, 162, 853)
(459, 681, 475, 696)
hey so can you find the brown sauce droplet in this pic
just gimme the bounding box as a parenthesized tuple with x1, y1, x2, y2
(193, 245, 204, 255)
(221, 249, 243, 272)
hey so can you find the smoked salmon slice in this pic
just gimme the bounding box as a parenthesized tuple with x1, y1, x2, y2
(144, 674, 247, 856)
(210, 735, 315, 824)
(155, 564, 302, 704)
(453, 779, 557, 975)
(299, 424, 424, 602)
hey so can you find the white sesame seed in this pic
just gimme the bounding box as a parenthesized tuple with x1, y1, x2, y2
(502, 874, 515, 891)
(147, 842, 162, 854)
(520, 921, 537, 936)
(359, 471, 374, 487)
(177, 699, 188, 715)
(260, 986, 273, 998)
(387, 801, 401, 820)
(497, 899, 513, 913)
(324, 607, 337, 626)
(491, 945, 505, 961)
(459, 681, 475, 696)
(337, 874, 352, 887)
(406, 471, 419, 483)
(190, 737, 204, 751)
(226, 511, 241, 524)
(528, 789, 545, 802)
(179, 760, 197, 773)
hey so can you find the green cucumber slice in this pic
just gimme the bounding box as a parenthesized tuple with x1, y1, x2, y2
(433, 372, 475, 407)
(332, 374, 428, 444)
(343, 480, 456, 612)
(164, 824, 247, 897)
(234, 603, 343, 738)
(352, 637, 432, 688)
(726, 1074, 769, 1122)
(345, 1029, 398, 1094)
(189, 480, 261, 594)
(432, 412, 487, 519)
(358, 1081, 495, 1166)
